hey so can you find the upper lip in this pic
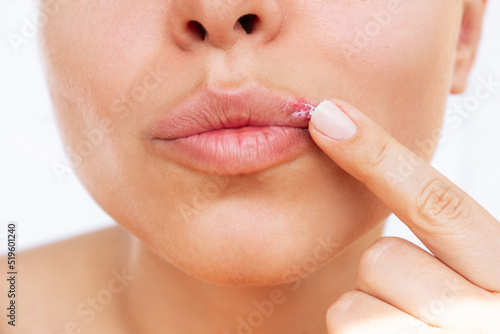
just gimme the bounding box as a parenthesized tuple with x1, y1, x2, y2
(149, 84, 318, 140)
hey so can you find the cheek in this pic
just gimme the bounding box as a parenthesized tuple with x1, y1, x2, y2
(42, 0, 175, 118)
(40, 1, 169, 181)
(301, 0, 461, 160)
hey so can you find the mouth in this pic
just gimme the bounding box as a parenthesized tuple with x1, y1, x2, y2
(147, 84, 318, 175)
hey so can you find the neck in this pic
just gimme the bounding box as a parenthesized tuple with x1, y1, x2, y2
(118, 223, 385, 334)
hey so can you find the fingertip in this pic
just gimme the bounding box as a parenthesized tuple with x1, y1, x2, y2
(309, 99, 357, 141)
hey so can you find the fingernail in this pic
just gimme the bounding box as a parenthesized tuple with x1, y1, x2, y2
(310, 100, 357, 140)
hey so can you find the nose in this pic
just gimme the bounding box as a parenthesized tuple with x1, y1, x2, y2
(168, 0, 283, 50)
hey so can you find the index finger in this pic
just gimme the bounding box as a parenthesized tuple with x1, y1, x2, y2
(308, 99, 500, 292)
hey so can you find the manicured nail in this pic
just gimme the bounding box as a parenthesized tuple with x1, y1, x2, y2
(311, 100, 357, 140)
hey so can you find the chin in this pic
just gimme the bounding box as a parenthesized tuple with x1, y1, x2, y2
(142, 195, 387, 286)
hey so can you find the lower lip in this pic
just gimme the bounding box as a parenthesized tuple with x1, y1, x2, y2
(152, 126, 314, 174)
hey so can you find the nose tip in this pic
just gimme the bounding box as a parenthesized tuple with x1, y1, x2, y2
(168, 0, 283, 50)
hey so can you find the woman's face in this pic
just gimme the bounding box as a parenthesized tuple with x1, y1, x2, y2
(40, 0, 467, 284)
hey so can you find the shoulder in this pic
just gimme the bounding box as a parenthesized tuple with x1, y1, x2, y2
(0, 226, 131, 334)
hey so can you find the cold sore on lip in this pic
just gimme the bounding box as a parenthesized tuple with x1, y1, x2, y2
(290, 99, 317, 121)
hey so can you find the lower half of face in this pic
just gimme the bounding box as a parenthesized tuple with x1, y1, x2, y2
(40, 0, 462, 284)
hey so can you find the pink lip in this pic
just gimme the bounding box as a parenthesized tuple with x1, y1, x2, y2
(148, 84, 318, 175)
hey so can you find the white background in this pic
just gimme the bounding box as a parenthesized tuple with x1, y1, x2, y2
(1, 1, 499, 254)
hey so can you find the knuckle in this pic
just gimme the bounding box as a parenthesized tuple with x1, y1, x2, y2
(355, 137, 392, 171)
(354, 138, 392, 175)
(415, 178, 469, 229)
(357, 237, 407, 282)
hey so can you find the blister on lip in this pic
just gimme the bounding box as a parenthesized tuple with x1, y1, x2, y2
(290, 100, 317, 120)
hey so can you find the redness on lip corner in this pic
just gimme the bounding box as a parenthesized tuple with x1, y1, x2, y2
(290, 99, 317, 120)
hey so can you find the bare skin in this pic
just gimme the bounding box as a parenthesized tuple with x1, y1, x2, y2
(1, 0, 496, 333)
(3, 224, 383, 333)
(2, 227, 132, 334)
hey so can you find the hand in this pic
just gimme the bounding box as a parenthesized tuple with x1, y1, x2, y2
(308, 99, 500, 333)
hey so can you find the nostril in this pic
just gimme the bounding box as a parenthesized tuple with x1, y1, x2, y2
(186, 14, 257, 41)
(187, 20, 207, 40)
(238, 14, 258, 34)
